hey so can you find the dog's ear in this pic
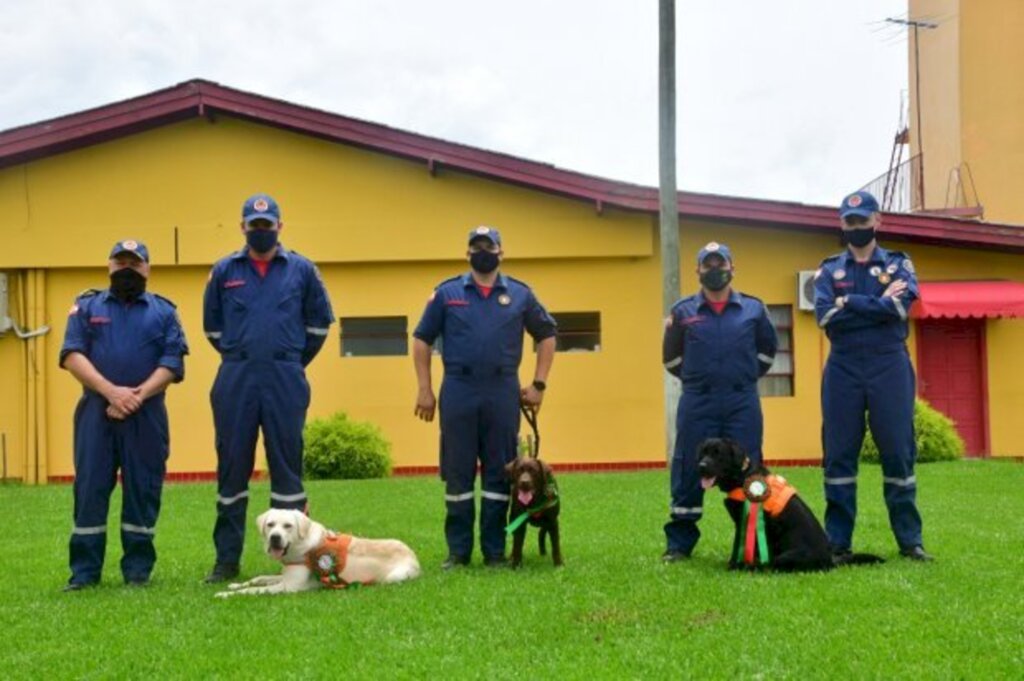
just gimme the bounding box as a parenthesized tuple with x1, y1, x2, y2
(539, 460, 554, 487)
(295, 510, 312, 540)
(256, 509, 271, 536)
(504, 459, 519, 480)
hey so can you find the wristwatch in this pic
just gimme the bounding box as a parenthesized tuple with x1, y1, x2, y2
(532, 380, 547, 392)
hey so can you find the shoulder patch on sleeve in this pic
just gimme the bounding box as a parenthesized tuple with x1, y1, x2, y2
(902, 258, 915, 274)
(153, 293, 178, 309)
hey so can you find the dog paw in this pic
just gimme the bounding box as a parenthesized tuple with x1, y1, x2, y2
(214, 591, 232, 599)
(226, 582, 245, 590)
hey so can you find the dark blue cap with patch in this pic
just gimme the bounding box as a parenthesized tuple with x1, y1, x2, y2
(839, 190, 880, 219)
(468, 225, 502, 246)
(242, 193, 281, 224)
(696, 241, 732, 265)
(109, 239, 149, 263)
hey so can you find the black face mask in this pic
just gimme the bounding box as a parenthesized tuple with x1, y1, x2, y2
(247, 228, 279, 254)
(470, 250, 500, 274)
(700, 268, 733, 292)
(110, 269, 147, 302)
(841, 227, 876, 248)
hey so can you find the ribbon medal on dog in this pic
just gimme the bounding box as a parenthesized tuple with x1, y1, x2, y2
(305, 531, 358, 589)
(735, 475, 772, 567)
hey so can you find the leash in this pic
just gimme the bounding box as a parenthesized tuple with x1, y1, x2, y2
(520, 404, 540, 458)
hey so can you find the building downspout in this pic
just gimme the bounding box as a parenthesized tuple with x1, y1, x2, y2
(17, 270, 49, 485)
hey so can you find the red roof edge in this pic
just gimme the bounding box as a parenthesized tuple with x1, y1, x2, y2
(3, 79, 1024, 252)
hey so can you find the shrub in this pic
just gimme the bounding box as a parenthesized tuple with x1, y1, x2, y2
(304, 412, 392, 479)
(860, 398, 964, 464)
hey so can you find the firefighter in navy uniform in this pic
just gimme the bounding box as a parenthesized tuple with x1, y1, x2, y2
(412, 226, 557, 569)
(814, 190, 931, 561)
(59, 240, 188, 591)
(202, 193, 335, 583)
(662, 242, 778, 561)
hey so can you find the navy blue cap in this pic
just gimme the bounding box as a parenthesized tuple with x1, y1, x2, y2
(696, 241, 732, 265)
(242, 193, 281, 224)
(109, 239, 149, 263)
(839, 191, 880, 219)
(468, 225, 502, 246)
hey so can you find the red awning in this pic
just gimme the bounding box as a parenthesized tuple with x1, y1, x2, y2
(914, 281, 1024, 319)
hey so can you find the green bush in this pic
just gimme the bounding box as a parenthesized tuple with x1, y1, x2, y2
(304, 412, 392, 479)
(860, 398, 964, 464)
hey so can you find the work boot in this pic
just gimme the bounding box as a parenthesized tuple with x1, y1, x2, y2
(441, 555, 470, 571)
(62, 581, 97, 593)
(483, 555, 509, 569)
(899, 546, 934, 562)
(203, 563, 240, 583)
(661, 549, 691, 563)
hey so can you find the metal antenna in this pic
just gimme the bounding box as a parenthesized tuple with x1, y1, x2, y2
(886, 17, 939, 209)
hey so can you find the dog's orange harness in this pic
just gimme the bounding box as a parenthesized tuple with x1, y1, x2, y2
(304, 532, 358, 589)
(726, 474, 796, 517)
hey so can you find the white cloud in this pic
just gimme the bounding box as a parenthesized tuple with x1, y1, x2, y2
(0, 0, 910, 205)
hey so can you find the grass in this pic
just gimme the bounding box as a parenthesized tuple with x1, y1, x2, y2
(1, 461, 1022, 679)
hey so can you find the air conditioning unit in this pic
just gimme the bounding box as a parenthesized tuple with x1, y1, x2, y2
(797, 270, 817, 311)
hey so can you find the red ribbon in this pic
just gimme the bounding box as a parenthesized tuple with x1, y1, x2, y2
(744, 501, 760, 564)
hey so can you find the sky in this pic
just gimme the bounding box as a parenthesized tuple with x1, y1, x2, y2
(0, 1, 919, 207)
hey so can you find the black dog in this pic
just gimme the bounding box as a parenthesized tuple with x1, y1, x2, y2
(697, 438, 883, 572)
(504, 456, 562, 568)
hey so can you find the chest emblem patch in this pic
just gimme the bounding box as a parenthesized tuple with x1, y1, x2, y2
(498, 294, 511, 306)
(833, 269, 846, 280)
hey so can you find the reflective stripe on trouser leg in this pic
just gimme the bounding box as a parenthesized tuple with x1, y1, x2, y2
(821, 354, 867, 550)
(868, 350, 923, 549)
(69, 396, 117, 584)
(439, 377, 478, 558)
(263, 361, 310, 511)
(478, 376, 519, 560)
(117, 399, 170, 581)
(664, 392, 716, 554)
(210, 362, 260, 564)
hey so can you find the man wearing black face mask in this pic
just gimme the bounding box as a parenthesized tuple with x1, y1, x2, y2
(412, 226, 557, 569)
(814, 191, 931, 562)
(202, 193, 335, 583)
(661, 242, 778, 561)
(59, 240, 188, 590)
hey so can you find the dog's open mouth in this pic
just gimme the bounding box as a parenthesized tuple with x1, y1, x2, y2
(268, 544, 289, 560)
(700, 476, 717, 490)
(517, 490, 534, 506)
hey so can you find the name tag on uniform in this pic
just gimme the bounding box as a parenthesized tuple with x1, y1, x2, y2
(445, 300, 470, 307)
(88, 316, 111, 324)
(223, 279, 247, 289)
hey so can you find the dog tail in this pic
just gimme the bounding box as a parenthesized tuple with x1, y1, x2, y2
(833, 552, 886, 567)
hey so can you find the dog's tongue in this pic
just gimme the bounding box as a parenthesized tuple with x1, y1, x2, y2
(517, 490, 534, 506)
(269, 547, 284, 560)
(700, 476, 717, 490)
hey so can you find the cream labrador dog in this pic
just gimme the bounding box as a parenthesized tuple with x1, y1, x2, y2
(215, 509, 421, 597)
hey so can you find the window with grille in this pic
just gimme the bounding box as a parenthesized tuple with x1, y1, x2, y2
(340, 316, 408, 357)
(758, 305, 794, 397)
(549, 312, 601, 352)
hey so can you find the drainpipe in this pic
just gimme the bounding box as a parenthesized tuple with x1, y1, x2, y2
(14, 270, 50, 485)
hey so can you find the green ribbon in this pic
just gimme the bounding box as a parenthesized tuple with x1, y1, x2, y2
(733, 500, 771, 566)
(505, 496, 559, 535)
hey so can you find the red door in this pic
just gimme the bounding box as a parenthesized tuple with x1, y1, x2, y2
(916, 320, 987, 457)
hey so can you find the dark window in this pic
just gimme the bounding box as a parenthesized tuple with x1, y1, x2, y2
(758, 305, 794, 397)
(551, 312, 601, 352)
(340, 317, 408, 357)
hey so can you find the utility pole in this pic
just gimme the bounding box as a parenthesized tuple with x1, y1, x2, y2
(659, 0, 681, 460)
(887, 17, 938, 210)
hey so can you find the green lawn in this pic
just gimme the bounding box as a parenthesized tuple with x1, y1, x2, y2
(1, 461, 1022, 679)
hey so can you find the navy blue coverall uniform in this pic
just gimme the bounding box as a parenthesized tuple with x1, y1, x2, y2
(60, 290, 188, 585)
(203, 245, 334, 564)
(815, 246, 923, 551)
(413, 272, 557, 561)
(662, 291, 778, 554)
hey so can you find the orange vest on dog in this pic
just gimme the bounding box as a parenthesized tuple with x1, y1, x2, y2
(727, 474, 797, 518)
(305, 532, 356, 589)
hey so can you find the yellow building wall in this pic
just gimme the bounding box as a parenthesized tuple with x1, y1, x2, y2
(1, 114, 1021, 482)
(913, 0, 1024, 222)
(910, 0, 962, 211)
(985, 320, 1024, 457)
